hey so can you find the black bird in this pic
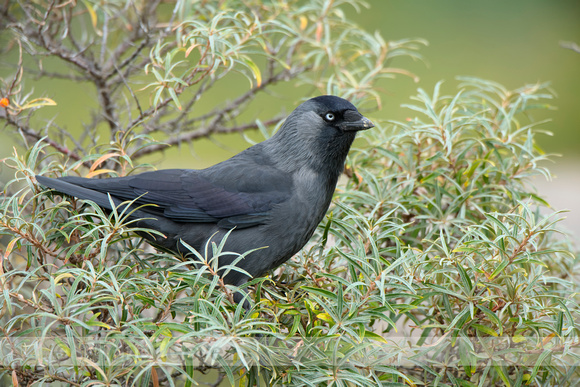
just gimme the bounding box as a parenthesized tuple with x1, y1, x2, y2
(36, 96, 373, 299)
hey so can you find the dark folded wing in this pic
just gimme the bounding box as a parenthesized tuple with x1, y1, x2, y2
(37, 166, 292, 229)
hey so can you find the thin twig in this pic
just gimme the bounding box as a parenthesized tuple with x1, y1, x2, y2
(7, 117, 89, 166)
(132, 115, 285, 159)
(9, 292, 55, 313)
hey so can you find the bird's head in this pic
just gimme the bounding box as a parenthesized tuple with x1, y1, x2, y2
(267, 95, 374, 172)
(297, 95, 374, 134)
(313, 95, 374, 131)
(275, 95, 374, 142)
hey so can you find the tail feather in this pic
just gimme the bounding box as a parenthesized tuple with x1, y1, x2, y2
(35, 175, 177, 248)
(36, 175, 128, 212)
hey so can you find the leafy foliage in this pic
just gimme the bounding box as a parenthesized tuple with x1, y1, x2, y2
(1, 1, 579, 386)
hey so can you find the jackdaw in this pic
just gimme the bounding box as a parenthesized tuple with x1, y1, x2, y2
(36, 95, 374, 300)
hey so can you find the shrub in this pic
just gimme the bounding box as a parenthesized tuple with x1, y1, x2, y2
(1, 1, 578, 386)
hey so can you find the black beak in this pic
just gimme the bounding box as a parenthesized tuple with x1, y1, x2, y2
(339, 110, 375, 132)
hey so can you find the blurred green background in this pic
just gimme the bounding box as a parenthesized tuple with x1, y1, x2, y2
(363, 0, 580, 158)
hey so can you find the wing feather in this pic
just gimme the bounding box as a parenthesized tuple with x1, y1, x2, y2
(39, 164, 292, 229)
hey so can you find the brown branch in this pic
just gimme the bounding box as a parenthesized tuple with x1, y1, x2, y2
(9, 291, 55, 313)
(142, 75, 220, 136)
(123, 41, 212, 132)
(1, 217, 59, 263)
(129, 61, 310, 159)
(13, 6, 120, 134)
(5, 115, 90, 166)
(132, 115, 285, 159)
(191, 65, 308, 127)
(509, 230, 533, 263)
(94, 77, 119, 133)
(108, 36, 151, 81)
(28, 69, 90, 82)
(45, 373, 81, 387)
(104, 1, 163, 80)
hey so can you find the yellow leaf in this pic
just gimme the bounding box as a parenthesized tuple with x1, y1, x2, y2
(19, 98, 57, 110)
(54, 338, 71, 357)
(472, 323, 498, 337)
(513, 335, 526, 343)
(541, 332, 556, 346)
(83, 0, 98, 28)
(363, 330, 389, 344)
(4, 238, 20, 260)
(299, 16, 308, 30)
(244, 59, 262, 88)
(522, 374, 531, 382)
(54, 273, 74, 285)
(316, 312, 333, 323)
(89, 153, 119, 173)
(185, 44, 199, 58)
(85, 169, 116, 178)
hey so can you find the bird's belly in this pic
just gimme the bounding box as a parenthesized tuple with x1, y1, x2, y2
(261, 195, 329, 264)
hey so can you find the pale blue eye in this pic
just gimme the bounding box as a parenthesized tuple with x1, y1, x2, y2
(325, 113, 335, 121)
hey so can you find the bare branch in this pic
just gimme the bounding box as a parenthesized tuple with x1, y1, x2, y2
(7, 117, 89, 166)
(132, 115, 285, 159)
(9, 292, 54, 313)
